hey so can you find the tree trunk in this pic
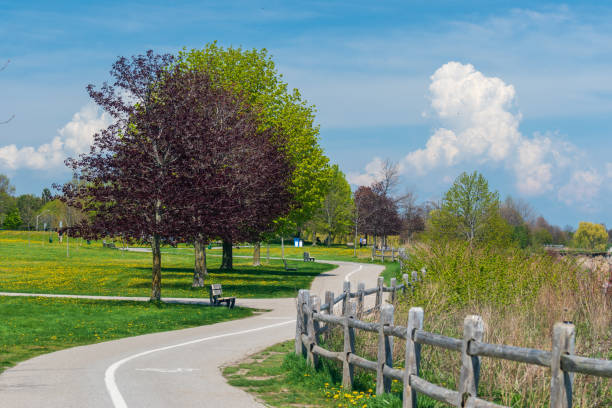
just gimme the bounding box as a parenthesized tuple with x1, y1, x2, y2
(192, 234, 207, 287)
(281, 237, 285, 259)
(221, 239, 233, 270)
(266, 242, 270, 263)
(253, 242, 261, 266)
(151, 234, 162, 301)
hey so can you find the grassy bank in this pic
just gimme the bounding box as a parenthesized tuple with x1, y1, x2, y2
(223, 341, 404, 408)
(0, 231, 335, 298)
(0, 295, 252, 374)
(392, 241, 612, 407)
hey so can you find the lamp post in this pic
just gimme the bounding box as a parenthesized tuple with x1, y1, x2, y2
(36, 210, 50, 246)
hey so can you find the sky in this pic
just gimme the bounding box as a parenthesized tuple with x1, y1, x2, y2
(1, 1, 612, 228)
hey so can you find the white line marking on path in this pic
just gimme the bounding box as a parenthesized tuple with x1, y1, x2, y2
(344, 265, 363, 282)
(135, 368, 200, 373)
(105, 319, 295, 408)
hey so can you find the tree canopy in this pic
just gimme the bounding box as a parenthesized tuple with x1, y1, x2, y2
(572, 221, 608, 251)
(60, 51, 295, 300)
(309, 165, 353, 245)
(428, 171, 510, 246)
(177, 43, 332, 235)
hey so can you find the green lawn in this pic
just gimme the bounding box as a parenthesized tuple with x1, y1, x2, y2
(210, 242, 373, 262)
(0, 295, 252, 374)
(0, 231, 335, 298)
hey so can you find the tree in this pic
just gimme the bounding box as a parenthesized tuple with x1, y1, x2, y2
(428, 171, 510, 246)
(310, 165, 353, 246)
(0, 174, 15, 225)
(177, 43, 332, 262)
(41, 188, 52, 204)
(572, 222, 608, 251)
(159, 65, 294, 282)
(60, 51, 294, 299)
(16, 194, 43, 229)
(3, 207, 21, 229)
(354, 184, 402, 248)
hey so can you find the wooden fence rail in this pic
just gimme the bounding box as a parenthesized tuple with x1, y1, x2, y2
(295, 279, 612, 408)
(371, 246, 404, 262)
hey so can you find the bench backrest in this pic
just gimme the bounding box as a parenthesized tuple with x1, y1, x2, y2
(303, 252, 310, 259)
(210, 284, 223, 297)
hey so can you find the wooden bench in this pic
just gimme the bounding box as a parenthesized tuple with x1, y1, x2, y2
(283, 259, 298, 271)
(209, 284, 236, 308)
(303, 252, 315, 262)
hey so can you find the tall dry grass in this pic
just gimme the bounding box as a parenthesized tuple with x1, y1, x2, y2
(319, 242, 611, 406)
(389, 242, 612, 407)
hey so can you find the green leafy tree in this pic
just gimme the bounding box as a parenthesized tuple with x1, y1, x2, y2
(429, 171, 511, 246)
(3, 207, 21, 229)
(177, 43, 332, 258)
(16, 194, 43, 229)
(572, 222, 608, 251)
(310, 165, 354, 246)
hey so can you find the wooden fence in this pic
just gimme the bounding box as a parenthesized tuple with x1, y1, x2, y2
(371, 246, 404, 262)
(295, 276, 612, 408)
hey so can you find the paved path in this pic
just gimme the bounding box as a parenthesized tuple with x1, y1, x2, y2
(0, 260, 384, 408)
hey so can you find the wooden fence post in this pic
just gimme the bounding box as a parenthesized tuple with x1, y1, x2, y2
(550, 322, 575, 408)
(404, 307, 424, 408)
(390, 277, 397, 303)
(304, 294, 315, 366)
(459, 315, 484, 405)
(306, 295, 319, 367)
(324, 290, 334, 342)
(402, 273, 409, 296)
(357, 282, 365, 318)
(295, 289, 307, 355)
(375, 276, 384, 311)
(377, 303, 394, 394)
(342, 301, 355, 390)
(371, 245, 376, 261)
(342, 281, 351, 315)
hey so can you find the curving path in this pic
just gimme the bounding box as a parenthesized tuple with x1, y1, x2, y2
(0, 260, 383, 408)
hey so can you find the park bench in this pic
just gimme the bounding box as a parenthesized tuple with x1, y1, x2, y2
(208, 284, 236, 308)
(283, 259, 298, 272)
(303, 252, 315, 262)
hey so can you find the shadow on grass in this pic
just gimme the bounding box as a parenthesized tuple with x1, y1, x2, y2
(133, 266, 323, 278)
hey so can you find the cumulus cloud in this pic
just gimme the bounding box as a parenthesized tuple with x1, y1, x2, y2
(347, 157, 385, 186)
(351, 62, 588, 199)
(0, 105, 111, 170)
(558, 169, 603, 207)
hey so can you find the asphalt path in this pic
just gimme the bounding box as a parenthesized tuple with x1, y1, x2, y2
(0, 259, 384, 408)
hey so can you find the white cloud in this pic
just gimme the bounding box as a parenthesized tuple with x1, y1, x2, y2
(606, 162, 612, 178)
(351, 62, 584, 197)
(347, 157, 385, 186)
(0, 105, 111, 170)
(558, 169, 603, 206)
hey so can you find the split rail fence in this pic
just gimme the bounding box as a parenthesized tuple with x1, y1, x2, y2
(295, 275, 612, 408)
(371, 246, 404, 262)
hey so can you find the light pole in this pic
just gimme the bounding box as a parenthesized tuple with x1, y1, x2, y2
(36, 210, 50, 246)
(35, 210, 50, 231)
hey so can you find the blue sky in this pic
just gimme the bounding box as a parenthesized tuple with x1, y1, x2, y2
(1, 1, 611, 228)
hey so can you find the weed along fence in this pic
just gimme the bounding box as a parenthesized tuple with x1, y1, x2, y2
(294, 277, 612, 408)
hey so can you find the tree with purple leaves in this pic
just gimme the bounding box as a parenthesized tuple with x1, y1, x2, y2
(58, 51, 294, 300)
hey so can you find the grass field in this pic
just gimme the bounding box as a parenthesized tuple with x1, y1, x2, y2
(0, 231, 335, 298)
(0, 296, 252, 374)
